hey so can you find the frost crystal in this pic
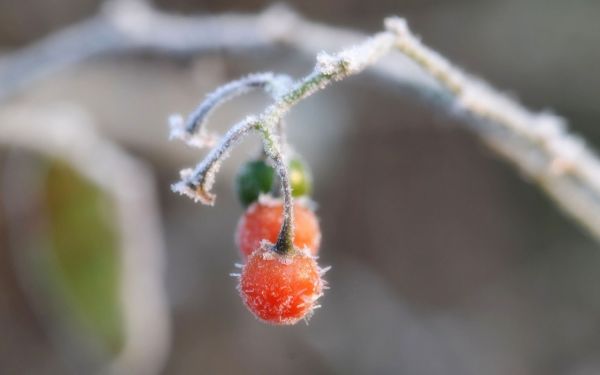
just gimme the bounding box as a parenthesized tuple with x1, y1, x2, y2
(168, 113, 217, 148)
(316, 52, 339, 75)
(265, 74, 294, 99)
(170, 168, 216, 205)
(316, 30, 396, 78)
(168, 114, 185, 140)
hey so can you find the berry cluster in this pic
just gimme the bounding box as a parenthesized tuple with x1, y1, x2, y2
(234, 159, 324, 324)
(169, 73, 328, 325)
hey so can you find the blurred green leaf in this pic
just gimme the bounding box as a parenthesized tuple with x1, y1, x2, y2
(40, 160, 123, 354)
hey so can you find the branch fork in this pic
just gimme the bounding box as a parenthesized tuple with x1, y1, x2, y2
(168, 14, 600, 244)
(169, 22, 408, 252)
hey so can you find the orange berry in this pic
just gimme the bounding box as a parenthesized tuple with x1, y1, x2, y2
(239, 245, 324, 324)
(235, 198, 321, 258)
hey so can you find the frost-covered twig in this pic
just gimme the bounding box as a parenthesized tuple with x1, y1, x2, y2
(170, 30, 394, 219)
(2, 0, 600, 241)
(171, 117, 258, 205)
(170, 28, 400, 252)
(0, 104, 170, 375)
(383, 17, 600, 241)
(258, 126, 295, 252)
(0, 0, 279, 101)
(168, 72, 292, 148)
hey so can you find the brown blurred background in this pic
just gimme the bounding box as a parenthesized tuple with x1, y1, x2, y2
(1, 0, 600, 374)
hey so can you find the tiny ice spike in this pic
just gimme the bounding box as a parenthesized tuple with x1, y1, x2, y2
(239, 244, 325, 325)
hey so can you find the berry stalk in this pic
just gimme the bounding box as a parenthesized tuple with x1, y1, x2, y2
(258, 125, 295, 254)
(171, 118, 258, 204)
(184, 73, 276, 135)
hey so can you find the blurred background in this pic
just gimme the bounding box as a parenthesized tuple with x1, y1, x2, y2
(1, 0, 600, 374)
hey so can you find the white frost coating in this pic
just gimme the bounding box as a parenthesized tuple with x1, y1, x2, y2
(3, 0, 600, 237)
(168, 113, 218, 149)
(385, 14, 589, 178)
(185, 73, 271, 132)
(383, 17, 408, 36)
(168, 113, 185, 140)
(169, 73, 294, 152)
(180, 13, 600, 251)
(159, 8, 600, 242)
(173, 116, 259, 205)
(386, 16, 464, 91)
(261, 249, 276, 261)
(257, 4, 300, 42)
(170, 168, 216, 205)
(316, 32, 395, 78)
(264, 74, 294, 99)
(171, 27, 408, 245)
(315, 52, 339, 75)
(257, 194, 282, 206)
(534, 112, 565, 140)
(104, 0, 155, 41)
(258, 239, 274, 249)
(171, 73, 285, 149)
(382, 15, 600, 234)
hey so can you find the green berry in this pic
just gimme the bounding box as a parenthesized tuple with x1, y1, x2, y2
(236, 160, 275, 207)
(289, 158, 312, 197)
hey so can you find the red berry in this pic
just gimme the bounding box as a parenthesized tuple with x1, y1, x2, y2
(235, 198, 321, 258)
(239, 245, 324, 324)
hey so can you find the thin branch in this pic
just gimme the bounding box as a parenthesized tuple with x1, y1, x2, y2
(384, 17, 600, 241)
(257, 125, 295, 253)
(171, 116, 258, 205)
(170, 29, 399, 255)
(171, 29, 393, 204)
(2, 0, 600, 242)
(0, 104, 171, 375)
(0, 0, 277, 101)
(169, 72, 292, 148)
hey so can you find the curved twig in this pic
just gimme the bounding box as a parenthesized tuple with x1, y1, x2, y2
(169, 72, 293, 148)
(2, 0, 600, 242)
